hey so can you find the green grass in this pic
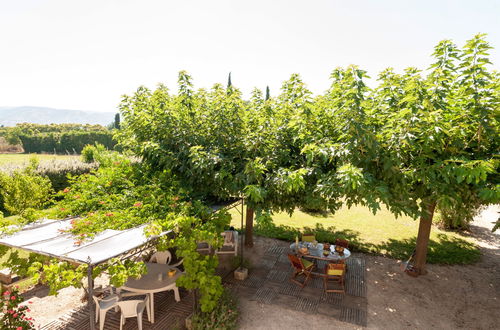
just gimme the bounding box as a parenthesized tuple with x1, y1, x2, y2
(0, 153, 80, 166)
(229, 204, 480, 265)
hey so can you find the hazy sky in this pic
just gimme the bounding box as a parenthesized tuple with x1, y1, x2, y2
(1, 0, 499, 112)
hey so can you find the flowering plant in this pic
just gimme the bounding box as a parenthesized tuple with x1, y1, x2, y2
(0, 286, 35, 329)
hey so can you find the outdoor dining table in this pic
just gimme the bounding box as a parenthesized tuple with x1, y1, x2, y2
(289, 242, 351, 262)
(119, 262, 182, 323)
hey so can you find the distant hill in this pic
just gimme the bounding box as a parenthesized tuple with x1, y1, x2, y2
(0, 106, 116, 127)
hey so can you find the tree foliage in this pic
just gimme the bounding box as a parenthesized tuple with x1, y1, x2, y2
(118, 35, 498, 264)
(2, 151, 230, 312)
(120, 35, 498, 229)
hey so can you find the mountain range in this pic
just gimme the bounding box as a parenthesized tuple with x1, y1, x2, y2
(0, 106, 116, 127)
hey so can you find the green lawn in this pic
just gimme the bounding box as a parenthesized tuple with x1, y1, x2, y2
(229, 204, 480, 264)
(0, 153, 80, 166)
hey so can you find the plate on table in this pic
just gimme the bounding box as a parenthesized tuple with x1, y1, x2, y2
(330, 245, 343, 254)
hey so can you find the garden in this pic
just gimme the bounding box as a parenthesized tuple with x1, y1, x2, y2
(0, 34, 498, 329)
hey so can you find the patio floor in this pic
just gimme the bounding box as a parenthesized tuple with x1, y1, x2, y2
(224, 245, 367, 327)
(40, 243, 367, 329)
(40, 289, 194, 330)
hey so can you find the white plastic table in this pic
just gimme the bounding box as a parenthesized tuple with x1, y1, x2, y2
(119, 262, 182, 323)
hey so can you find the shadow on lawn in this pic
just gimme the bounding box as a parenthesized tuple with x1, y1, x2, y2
(255, 222, 480, 264)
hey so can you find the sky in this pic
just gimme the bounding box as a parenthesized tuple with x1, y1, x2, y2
(1, 0, 499, 113)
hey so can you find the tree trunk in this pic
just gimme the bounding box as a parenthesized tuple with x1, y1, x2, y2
(245, 206, 254, 247)
(413, 200, 437, 275)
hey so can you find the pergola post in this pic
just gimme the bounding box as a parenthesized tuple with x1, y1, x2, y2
(245, 205, 254, 247)
(87, 260, 95, 330)
(240, 198, 244, 266)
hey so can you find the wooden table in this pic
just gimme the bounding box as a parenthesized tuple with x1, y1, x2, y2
(119, 262, 182, 323)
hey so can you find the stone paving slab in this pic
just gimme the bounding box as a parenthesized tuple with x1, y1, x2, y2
(227, 245, 368, 327)
(41, 290, 193, 330)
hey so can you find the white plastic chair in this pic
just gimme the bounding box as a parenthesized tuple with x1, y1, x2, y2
(117, 296, 150, 330)
(92, 289, 119, 330)
(215, 231, 238, 256)
(149, 250, 183, 267)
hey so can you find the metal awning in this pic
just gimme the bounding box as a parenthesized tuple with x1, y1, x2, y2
(0, 218, 171, 265)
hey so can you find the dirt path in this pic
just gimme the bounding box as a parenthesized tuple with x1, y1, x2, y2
(365, 205, 499, 329)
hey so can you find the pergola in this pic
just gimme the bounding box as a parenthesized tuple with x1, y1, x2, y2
(0, 198, 245, 330)
(0, 217, 172, 329)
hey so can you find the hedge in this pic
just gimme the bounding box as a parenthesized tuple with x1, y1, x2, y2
(18, 131, 115, 154)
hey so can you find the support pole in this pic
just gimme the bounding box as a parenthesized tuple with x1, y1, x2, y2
(245, 206, 254, 247)
(87, 262, 95, 330)
(240, 198, 244, 267)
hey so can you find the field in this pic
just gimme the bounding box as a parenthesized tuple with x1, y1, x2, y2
(230, 204, 480, 264)
(0, 153, 80, 166)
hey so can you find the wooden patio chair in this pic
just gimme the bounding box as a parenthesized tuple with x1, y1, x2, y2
(287, 254, 315, 288)
(335, 238, 349, 249)
(215, 230, 238, 256)
(323, 263, 346, 294)
(301, 233, 316, 243)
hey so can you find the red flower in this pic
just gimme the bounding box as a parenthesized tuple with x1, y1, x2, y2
(105, 212, 114, 217)
(133, 202, 143, 207)
(17, 327, 23, 330)
(73, 195, 81, 199)
(28, 300, 33, 304)
(11, 295, 16, 300)
(13, 313, 18, 318)
(3, 291, 10, 296)
(98, 201, 106, 205)
(63, 187, 70, 193)
(60, 207, 66, 211)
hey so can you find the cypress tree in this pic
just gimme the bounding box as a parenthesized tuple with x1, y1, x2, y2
(114, 113, 120, 129)
(227, 72, 232, 89)
(265, 86, 270, 100)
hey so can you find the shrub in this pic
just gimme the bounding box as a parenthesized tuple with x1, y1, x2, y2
(81, 143, 107, 163)
(0, 137, 23, 153)
(0, 159, 53, 216)
(36, 159, 97, 192)
(0, 158, 98, 193)
(191, 288, 239, 330)
(0, 286, 36, 329)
